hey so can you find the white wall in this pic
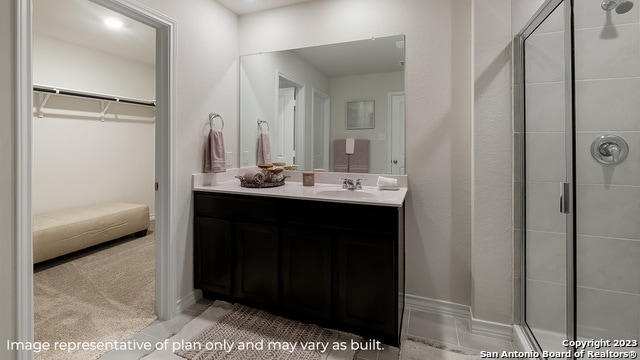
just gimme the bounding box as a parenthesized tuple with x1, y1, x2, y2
(329, 71, 403, 174)
(240, 0, 475, 309)
(33, 34, 155, 99)
(472, 0, 514, 324)
(0, 1, 17, 358)
(134, 0, 239, 303)
(32, 34, 155, 214)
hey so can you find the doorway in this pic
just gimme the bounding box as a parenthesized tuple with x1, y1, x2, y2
(16, 0, 176, 356)
(32, 0, 157, 350)
(277, 73, 305, 168)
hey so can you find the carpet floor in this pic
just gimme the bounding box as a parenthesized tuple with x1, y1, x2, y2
(34, 221, 157, 360)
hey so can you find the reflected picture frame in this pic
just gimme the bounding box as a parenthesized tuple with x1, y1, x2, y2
(346, 100, 375, 129)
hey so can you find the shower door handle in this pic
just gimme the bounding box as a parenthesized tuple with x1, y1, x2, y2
(560, 182, 570, 214)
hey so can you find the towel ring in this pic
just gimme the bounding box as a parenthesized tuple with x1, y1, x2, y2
(257, 119, 269, 132)
(209, 113, 224, 130)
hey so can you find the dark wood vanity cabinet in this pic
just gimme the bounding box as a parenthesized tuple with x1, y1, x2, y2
(337, 233, 396, 337)
(193, 217, 232, 296)
(193, 191, 405, 346)
(281, 226, 333, 320)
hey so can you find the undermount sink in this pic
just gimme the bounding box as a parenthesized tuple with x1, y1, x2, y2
(311, 188, 378, 199)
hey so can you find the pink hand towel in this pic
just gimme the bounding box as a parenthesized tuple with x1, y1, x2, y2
(348, 139, 370, 173)
(204, 129, 226, 173)
(257, 133, 272, 165)
(333, 139, 349, 172)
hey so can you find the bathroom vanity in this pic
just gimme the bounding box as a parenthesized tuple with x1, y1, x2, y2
(192, 174, 406, 346)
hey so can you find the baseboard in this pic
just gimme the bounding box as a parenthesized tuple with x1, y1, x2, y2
(176, 289, 202, 314)
(404, 294, 513, 341)
(512, 325, 536, 352)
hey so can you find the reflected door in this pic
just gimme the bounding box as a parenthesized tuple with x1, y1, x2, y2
(312, 89, 330, 170)
(389, 92, 405, 174)
(278, 87, 295, 164)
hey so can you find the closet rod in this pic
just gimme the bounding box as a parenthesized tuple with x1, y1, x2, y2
(33, 85, 156, 107)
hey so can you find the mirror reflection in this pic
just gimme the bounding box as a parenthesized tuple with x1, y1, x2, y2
(239, 35, 405, 174)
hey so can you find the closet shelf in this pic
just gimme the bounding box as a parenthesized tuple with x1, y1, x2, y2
(33, 84, 156, 108)
(33, 84, 156, 120)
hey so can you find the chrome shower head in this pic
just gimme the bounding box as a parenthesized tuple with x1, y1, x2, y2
(602, 0, 634, 13)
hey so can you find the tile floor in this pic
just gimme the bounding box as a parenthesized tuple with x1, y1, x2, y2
(99, 300, 515, 360)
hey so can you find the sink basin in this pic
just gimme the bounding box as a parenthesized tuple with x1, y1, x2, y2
(311, 188, 378, 200)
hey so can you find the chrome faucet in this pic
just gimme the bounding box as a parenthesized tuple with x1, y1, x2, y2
(340, 177, 365, 190)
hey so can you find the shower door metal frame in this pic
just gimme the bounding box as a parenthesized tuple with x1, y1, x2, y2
(515, 0, 577, 356)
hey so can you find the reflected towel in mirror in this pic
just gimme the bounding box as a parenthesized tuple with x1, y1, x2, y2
(333, 139, 349, 172)
(348, 139, 370, 173)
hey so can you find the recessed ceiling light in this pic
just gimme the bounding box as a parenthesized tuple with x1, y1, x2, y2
(104, 18, 123, 30)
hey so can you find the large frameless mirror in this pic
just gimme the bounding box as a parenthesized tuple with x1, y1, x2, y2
(239, 35, 405, 174)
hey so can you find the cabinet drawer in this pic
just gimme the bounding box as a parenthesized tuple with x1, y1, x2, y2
(194, 192, 277, 222)
(281, 199, 398, 235)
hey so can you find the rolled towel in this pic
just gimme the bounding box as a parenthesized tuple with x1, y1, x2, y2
(243, 170, 265, 185)
(376, 176, 399, 190)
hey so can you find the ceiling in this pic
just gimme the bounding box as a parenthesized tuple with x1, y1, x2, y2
(32, 0, 401, 77)
(33, 0, 155, 66)
(215, 0, 318, 15)
(32, 0, 321, 67)
(291, 36, 405, 77)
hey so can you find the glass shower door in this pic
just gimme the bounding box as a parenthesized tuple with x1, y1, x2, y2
(522, 1, 571, 353)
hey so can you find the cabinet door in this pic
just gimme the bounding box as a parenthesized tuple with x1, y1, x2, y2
(282, 227, 332, 320)
(235, 222, 279, 307)
(194, 217, 233, 296)
(338, 233, 396, 337)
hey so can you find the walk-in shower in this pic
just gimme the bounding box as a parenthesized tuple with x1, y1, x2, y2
(516, 0, 640, 357)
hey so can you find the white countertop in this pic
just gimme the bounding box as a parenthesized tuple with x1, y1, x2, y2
(193, 170, 407, 207)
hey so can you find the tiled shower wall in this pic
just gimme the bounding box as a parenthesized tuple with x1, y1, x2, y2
(573, 0, 640, 341)
(519, 0, 640, 343)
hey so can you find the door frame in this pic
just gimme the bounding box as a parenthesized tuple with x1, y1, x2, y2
(15, 1, 177, 358)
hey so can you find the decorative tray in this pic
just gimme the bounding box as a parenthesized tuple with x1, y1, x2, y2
(235, 175, 288, 188)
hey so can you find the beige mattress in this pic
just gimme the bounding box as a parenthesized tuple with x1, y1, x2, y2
(33, 202, 150, 264)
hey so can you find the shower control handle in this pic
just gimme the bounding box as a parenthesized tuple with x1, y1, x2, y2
(591, 134, 629, 165)
(601, 143, 620, 163)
